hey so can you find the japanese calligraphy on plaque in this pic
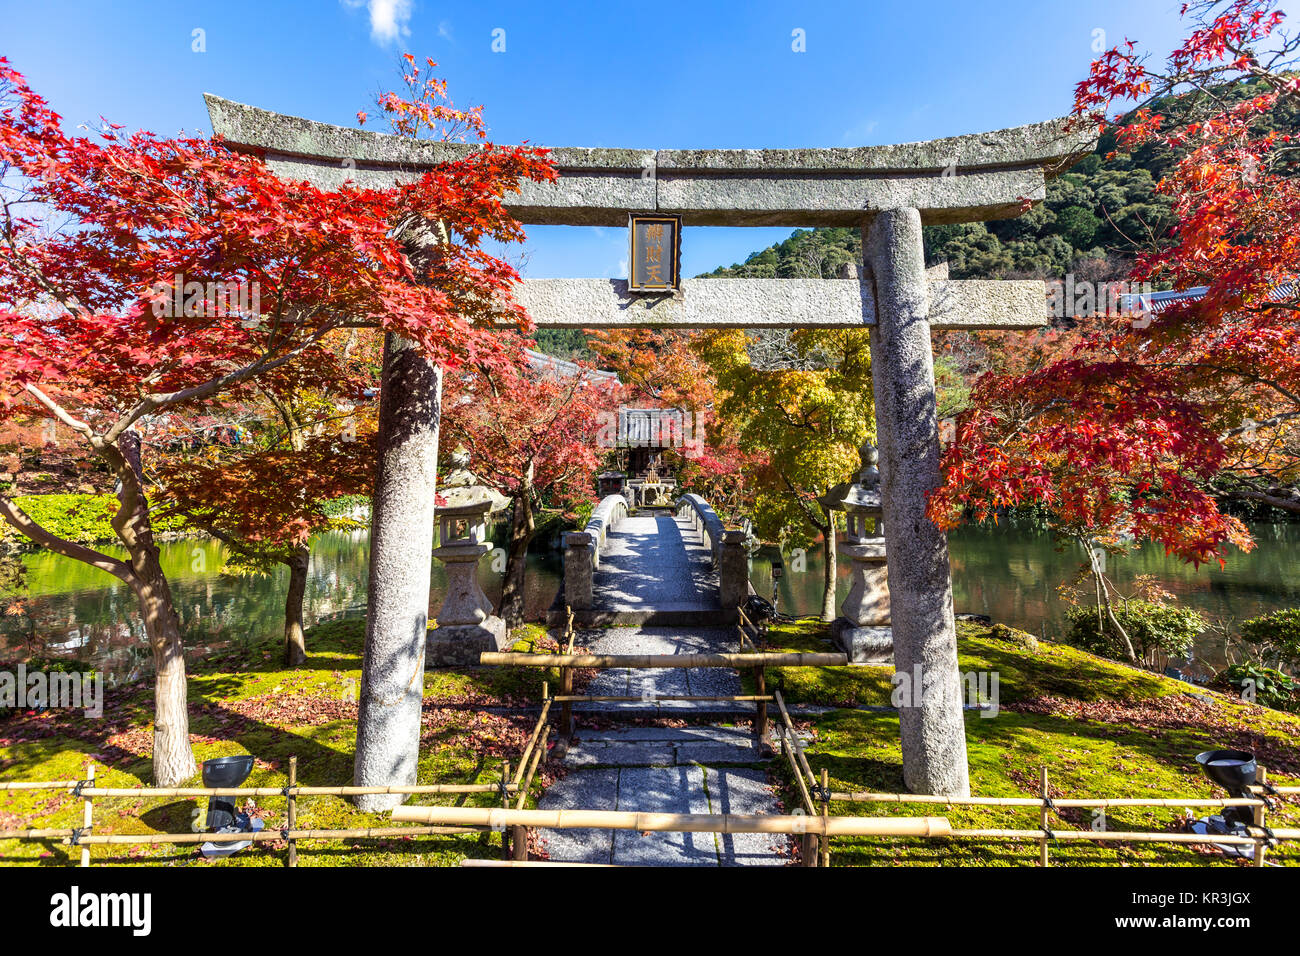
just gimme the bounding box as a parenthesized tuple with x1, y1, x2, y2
(628, 214, 682, 292)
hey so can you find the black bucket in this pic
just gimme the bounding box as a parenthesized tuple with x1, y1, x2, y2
(202, 755, 255, 831)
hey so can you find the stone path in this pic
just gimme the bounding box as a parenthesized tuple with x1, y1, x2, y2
(536, 624, 787, 866)
(592, 514, 719, 617)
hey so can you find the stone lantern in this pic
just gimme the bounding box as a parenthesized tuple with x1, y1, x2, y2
(821, 441, 893, 663)
(426, 449, 510, 666)
(597, 471, 626, 497)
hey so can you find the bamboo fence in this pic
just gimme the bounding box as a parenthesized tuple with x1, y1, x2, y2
(8, 610, 1296, 869)
(769, 714, 1300, 868)
(0, 687, 556, 867)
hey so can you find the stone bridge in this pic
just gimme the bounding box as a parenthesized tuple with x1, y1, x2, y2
(555, 494, 749, 627)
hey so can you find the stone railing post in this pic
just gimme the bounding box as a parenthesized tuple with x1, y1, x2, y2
(719, 529, 750, 610)
(865, 207, 970, 798)
(563, 531, 595, 610)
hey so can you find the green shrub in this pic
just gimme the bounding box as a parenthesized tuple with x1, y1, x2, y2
(321, 494, 371, 518)
(1240, 608, 1300, 673)
(1215, 662, 1299, 713)
(1, 494, 187, 545)
(1064, 600, 1204, 666)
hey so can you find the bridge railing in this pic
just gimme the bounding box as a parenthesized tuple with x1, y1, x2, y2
(675, 494, 724, 565)
(676, 494, 750, 608)
(562, 494, 629, 610)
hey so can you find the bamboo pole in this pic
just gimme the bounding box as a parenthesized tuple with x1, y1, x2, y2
(61, 826, 484, 847)
(1254, 767, 1267, 868)
(1038, 767, 1049, 868)
(827, 792, 1271, 809)
(736, 607, 755, 650)
(392, 805, 953, 837)
(500, 760, 511, 860)
(754, 667, 768, 738)
(0, 780, 527, 796)
(1, 828, 81, 839)
(551, 695, 774, 703)
(515, 721, 548, 812)
(21, 822, 1294, 851)
(79, 761, 94, 868)
(946, 828, 1300, 844)
(776, 717, 816, 818)
(774, 735, 818, 866)
(510, 695, 550, 863)
(31, 783, 520, 799)
(1248, 783, 1299, 795)
(774, 689, 820, 798)
(479, 652, 848, 668)
(286, 756, 298, 869)
(511, 696, 553, 788)
(820, 768, 831, 868)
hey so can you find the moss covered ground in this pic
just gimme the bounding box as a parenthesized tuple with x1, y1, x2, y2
(751, 619, 1300, 866)
(1, 616, 1296, 866)
(0, 620, 564, 867)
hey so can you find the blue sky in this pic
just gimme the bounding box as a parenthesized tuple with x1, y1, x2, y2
(3, 0, 1291, 277)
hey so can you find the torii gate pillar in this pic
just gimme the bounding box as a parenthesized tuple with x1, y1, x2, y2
(865, 209, 970, 797)
(353, 333, 442, 811)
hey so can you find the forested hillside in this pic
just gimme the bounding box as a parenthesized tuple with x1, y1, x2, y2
(701, 81, 1300, 283)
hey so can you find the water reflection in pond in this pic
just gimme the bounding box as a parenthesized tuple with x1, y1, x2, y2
(0, 526, 560, 685)
(2, 520, 1296, 683)
(749, 520, 1299, 672)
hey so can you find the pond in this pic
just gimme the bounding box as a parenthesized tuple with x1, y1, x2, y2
(750, 520, 1300, 673)
(0, 526, 560, 685)
(1, 520, 1296, 684)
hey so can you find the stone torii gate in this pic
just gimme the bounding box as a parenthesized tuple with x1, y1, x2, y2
(206, 95, 1094, 806)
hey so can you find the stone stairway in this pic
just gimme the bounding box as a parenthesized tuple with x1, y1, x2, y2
(534, 623, 789, 866)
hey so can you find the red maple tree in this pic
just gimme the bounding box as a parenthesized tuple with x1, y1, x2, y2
(441, 334, 611, 626)
(929, 0, 1299, 658)
(0, 59, 554, 783)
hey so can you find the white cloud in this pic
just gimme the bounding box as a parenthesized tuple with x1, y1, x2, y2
(342, 0, 413, 46)
(842, 118, 879, 143)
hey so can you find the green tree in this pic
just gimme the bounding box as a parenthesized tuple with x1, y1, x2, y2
(696, 328, 874, 621)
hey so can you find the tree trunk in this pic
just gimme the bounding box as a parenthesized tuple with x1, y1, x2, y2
(136, 573, 197, 787)
(1085, 538, 1138, 664)
(1099, 578, 1139, 664)
(116, 430, 196, 787)
(283, 542, 311, 666)
(498, 483, 535, 628)
(820, 507, 837, 623)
